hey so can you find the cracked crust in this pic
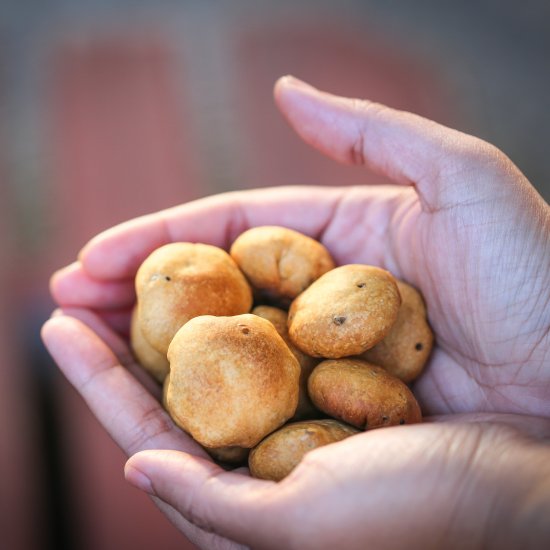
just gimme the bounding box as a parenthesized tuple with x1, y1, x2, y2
(230, 226, 335, 302)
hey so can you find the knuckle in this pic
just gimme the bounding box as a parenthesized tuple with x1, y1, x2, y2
(349, 131, 366, 166)
(454, 136, 511, 175)
(126, 406, 175, 454)
(348, 100, 390, 166)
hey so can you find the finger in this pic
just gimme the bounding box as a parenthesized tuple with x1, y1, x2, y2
(51, 307, 133, 367)
(79, 185, 413, 282)
(41, 315, 207, 458)
(151, 499, 245, 550)
(51, 261, 135, 308)
(274, 75, 508, 211)
(125, 450, 281, 547)
(43, 315, 236, 548)
(51, 307, 161, 398)
(79, 186, 346, 280)
(428, 412, 550, 440)
(95, 306, 133, 338)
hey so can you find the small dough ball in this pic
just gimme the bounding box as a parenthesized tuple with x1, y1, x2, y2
(249, 419, 358, 481)
(230, 226, 334, 302)
(136, 243, 252, 354)
(308, 359, 422, 429)
(130, 306, 170, 383)
(206, 446, 250, 465)
(360, 281, 434, 383)
(166, 314, 300, 448)
(288, 265, 401, 358)
(253, 305, 319, 420)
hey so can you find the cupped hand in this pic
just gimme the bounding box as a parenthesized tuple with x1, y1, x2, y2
(124, 415, 550, 550)
(41, 308, 550, 549)
(42, 76, 550, 548)
(47, 76, 550, 417)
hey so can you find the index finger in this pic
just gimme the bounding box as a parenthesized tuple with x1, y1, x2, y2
(79, 186, 346, 280)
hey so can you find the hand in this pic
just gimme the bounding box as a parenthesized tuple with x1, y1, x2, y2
(42, 76, 550, 548)
(124, 415, 550, 550)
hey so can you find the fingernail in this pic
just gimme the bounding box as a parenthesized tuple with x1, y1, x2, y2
(125, 465, 155, 495)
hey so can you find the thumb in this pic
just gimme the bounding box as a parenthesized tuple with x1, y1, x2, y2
(274, 75, 511, 212)
(125, 450, 282, 547)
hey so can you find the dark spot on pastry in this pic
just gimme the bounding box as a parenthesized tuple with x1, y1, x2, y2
(356, 283, 366, 288)
(241, 327, 250, 335)
(333, 316, 346, 326)
(165, 276, 171, 281)
(399, 419, 406, 425)
(382, 416, 389, 422)
(415, 342, 423, 351)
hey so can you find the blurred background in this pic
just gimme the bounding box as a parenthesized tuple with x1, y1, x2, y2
(1, 1, 549, 549)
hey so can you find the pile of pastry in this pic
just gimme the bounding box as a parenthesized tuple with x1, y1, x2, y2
(130, 227, 433, 481)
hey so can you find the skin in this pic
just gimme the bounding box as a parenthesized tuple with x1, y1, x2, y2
(42, 76, 550, 549)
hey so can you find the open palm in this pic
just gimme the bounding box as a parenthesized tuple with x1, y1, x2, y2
(43, 77, 550, 549)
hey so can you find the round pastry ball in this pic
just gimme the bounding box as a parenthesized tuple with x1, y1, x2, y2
(166, 314, 300, 448)
(360, 281, 434, 383)
(130, 306, 170, 383)
(249, 419, 358, 481)
(230, 226, 335, 302)
(288, 265, 401, 358)
(308, 359, 422, 429)
(252, 305, 319, 420)
(135, 243, 252, 355)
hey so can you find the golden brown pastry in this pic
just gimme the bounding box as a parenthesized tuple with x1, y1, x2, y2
(249, 419, 358, 481)
(288, 265, 401, 358)
(165, 314, 300, 448)
(252, 305, 319, 420)
(135, 242, 252, 355)
(360, 280, 434, 383)
(308, 358, 422, 429)
(230, 226, 334, 303)
(130, 306, 170, 383)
